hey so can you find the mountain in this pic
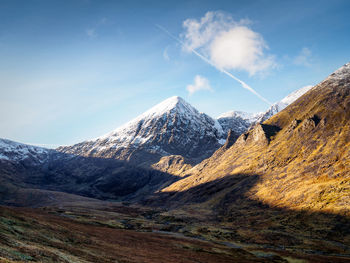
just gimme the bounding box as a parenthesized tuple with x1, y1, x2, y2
(137, 62, 350, 257)
(157, 62, 350, 216)
(58, 96, 224, 166)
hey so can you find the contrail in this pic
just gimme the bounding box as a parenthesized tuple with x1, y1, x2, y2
(155, 24, 272, 105)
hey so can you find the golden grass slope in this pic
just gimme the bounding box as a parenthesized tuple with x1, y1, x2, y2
(162, 63, 350, 215)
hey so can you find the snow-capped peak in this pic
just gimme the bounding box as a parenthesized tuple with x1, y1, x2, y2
(134, 96, 196, 121)
(59, 96, 224, 162)
(98, 96, 216, 141)
(325, 62, 350, 82)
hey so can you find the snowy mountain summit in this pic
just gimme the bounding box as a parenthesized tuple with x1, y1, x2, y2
(323, 62, 350, 84)
(58, 96, 224, 165)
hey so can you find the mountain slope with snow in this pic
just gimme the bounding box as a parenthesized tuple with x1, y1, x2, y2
(216, 85, 315, 139)
(0, 138, 50, 164)
(217, 111, 262, 138)
(58, 96, 224, 165)
(254, 85, 314, 124)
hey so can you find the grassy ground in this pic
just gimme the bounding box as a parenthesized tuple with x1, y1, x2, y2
(0, 205, 286, 263)
(1, 203, 349, 263)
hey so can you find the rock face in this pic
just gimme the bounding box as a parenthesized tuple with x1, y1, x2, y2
(222, 129, 239, 149)
(59, 96, 225, 166)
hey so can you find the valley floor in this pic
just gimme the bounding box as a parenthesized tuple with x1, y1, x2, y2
(1, 202, 350, 263)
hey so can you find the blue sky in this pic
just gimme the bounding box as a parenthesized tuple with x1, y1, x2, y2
(1, 0, 350, 147)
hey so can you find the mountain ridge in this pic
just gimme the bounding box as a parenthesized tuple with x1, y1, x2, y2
(156, 62, 350, 216)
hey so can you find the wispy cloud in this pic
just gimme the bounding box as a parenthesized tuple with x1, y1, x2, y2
(187, 75, 213, 95)
(181, 11, 276, 76)
(294, 47, 312, 67)
(163, 46, 170, 61)
(85, 17, 108, 38)
(86, 28, 96, 38)
(156, 20, 272, 105)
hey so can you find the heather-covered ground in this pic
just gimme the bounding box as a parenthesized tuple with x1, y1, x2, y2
(1, 202, 350, 262)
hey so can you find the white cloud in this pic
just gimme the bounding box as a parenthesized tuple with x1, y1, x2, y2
(181, 11, 276, 75)
(187, 75, 213, 95)
(294, 47, 312, 66)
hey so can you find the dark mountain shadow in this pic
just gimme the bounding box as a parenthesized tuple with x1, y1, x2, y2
(143, 173, 350, 259)
(0, 151, 188, 206)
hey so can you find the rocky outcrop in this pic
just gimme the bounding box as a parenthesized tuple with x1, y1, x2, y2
(222, 129, 240, 149)
(235, 123, 281, 147)
(299, 114, 320, 132)
(152, 155, 193, 176)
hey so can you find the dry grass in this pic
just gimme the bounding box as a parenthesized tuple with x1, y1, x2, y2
(162, 76, 350, 216)
(0, 206, 287, 263)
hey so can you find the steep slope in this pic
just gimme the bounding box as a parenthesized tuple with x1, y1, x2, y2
(254, 85, 313, 124)
(159, 62, 350, 216)
(58, 96, 224, 166)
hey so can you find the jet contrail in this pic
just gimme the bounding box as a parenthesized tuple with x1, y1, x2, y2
(155, 24, 272, 105)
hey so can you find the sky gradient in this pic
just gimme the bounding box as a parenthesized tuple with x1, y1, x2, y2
(1, 0, 350, 147)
